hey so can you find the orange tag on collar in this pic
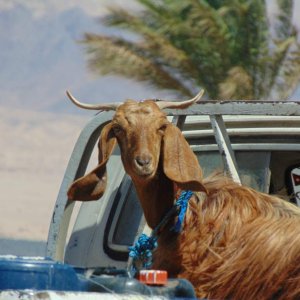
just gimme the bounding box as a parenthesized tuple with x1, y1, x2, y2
(138, 270, 168, 285)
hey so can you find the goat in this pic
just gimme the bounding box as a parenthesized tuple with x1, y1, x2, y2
(66, 91, 300, 300)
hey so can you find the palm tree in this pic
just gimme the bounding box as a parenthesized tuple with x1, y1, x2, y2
(82, 0, 300, 100)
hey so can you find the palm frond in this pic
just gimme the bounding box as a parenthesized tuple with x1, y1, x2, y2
(219, 66, 253, 99)
(271, 43, 300, 99)
(102, 6, 200, 82)
(235, 0, 269, 94)
(275, 0, 294, 40)
(137, 0, 172, 18)
(83, 34, 193, 96)
(82, 0, 300, 101)
(262, 36, 295, 97)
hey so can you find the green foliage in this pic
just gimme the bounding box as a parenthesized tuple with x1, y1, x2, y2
(82, 0, 300, 100)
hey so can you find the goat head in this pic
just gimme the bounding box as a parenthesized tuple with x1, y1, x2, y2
(67, 91, 206, 226)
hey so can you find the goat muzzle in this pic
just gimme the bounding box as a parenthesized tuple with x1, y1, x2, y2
(133, 155, 154, 177)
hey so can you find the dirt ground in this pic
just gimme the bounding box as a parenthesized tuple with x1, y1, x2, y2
(0, 107, 87, 242)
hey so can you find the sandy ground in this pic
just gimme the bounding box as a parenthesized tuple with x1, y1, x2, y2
(0, 107, 88, 242)
(0, 171, 61, 240)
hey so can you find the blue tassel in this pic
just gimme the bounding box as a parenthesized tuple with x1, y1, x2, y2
(172, 190, 193, 233)
(129, 233, 157, 272)
(128, 190, 193, 274)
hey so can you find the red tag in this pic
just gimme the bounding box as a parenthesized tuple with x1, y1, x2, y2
(292, 173, 300, 186)
(138, 270, 168, 285)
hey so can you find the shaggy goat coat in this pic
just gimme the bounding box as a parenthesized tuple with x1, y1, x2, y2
(67, 99, 300, 300)
(153, 176, 300, 299)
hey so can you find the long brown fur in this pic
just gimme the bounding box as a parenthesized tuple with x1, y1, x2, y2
(153, 174, 300, 299)
(68, 99, 300, 299)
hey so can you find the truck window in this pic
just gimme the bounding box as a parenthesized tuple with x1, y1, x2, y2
(196, 151, 271, 192)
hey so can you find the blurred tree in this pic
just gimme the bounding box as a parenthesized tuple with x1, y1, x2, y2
(82, 0, 300, 100)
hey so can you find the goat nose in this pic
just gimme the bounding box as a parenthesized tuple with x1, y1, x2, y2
(135, 155, 152, 167)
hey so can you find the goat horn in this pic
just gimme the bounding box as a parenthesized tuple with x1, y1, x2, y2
(66, 90, 121, 111)
(156, 89, 204, 110)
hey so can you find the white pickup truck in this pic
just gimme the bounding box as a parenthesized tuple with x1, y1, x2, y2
(1, 100, 300, 299)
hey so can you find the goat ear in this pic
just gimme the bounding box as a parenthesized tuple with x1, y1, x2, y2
(163, 124, 206, 192)
(67, 122, 116, 201)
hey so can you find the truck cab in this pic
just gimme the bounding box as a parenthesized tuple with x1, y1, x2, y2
(47, 101, 300, 269)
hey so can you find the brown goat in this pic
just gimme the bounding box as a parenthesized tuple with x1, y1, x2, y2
(67, 91, 300, 299)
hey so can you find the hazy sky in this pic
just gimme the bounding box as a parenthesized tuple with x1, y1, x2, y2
(0, 0, 141, 17)
(0, 0, 299, 113)
(0, 0, 299, 245)
(0, 0, 150, 243)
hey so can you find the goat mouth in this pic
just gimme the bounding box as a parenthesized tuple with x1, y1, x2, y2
(134, 168, 155, 179)
(140, 172, 154, 179)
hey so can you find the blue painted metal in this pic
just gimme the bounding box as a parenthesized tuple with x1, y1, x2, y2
(0, 256, 197, 298)
(0, 256, 82, 291)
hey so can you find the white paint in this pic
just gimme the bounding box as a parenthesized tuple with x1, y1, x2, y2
(0, 291, 166, 300)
